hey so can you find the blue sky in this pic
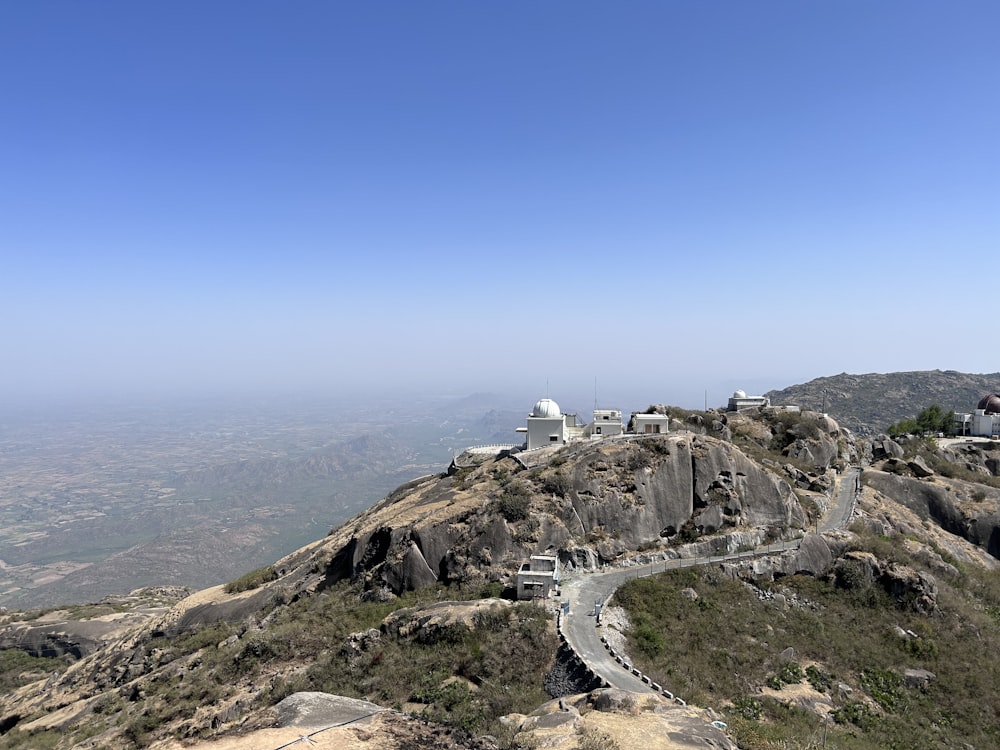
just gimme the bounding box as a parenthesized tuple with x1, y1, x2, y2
(2, 2, 998, 409)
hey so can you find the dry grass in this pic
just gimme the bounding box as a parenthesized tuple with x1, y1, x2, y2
(614, 532, 1000, 749)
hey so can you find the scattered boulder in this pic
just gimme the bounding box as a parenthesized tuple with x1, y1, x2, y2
(339, 628, 381, 664)
(883, 563, 938, 612)
(381, 599, 513, 640)
(273, 692, 385, 729)
(785, 534, 833, 577)
(872, 437, 905, 461)
(784, 464, 812, 489)
(808, 473, 834, 493)
(588, 688, 642, 713)
(908, 456, 935, 478)
(830, 551, 938, 612)
(903, 668, 937, 690)
(559, 546, 600, 571)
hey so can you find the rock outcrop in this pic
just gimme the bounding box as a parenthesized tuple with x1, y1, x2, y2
(503, 688, 737, 750)
(865, 470, 1000, 558)
(316, 435, 808, 595)
(830, 550, 939, 612)
(0, 590, 185, 658)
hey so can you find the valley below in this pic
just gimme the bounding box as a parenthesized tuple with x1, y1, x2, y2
(0, 393, 523, 609)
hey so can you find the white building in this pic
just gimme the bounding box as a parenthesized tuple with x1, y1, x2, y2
(632, 412, 669, 434)
(587, 409, 623, 438)
(727, 389, 771, 412)
(517, 397, 678, 449)
(517, 399, 624, 449)
(516, 555, 560, 600)
(954, 394, 1000, 437)
(516, 398, 571, 450)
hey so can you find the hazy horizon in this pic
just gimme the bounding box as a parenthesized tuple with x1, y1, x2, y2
(4, 3, 998, 408)
(3, 367, 998, 425)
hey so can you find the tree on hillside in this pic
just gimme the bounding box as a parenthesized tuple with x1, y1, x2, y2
(887, 404, 952, 437)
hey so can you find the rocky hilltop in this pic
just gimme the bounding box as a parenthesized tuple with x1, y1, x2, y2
(766, 369, 1000, 435)
(315, 432, 808, 598)
(3, 401, 1000, 749)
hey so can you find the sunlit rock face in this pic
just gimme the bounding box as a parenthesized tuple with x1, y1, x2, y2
(320, 434, 807, 595)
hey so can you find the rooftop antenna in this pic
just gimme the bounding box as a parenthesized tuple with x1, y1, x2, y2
(594, 376, 598, 410)
(704, 390, 708, 412)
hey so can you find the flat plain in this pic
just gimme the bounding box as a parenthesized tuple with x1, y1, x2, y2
(0, 393, 520, 609)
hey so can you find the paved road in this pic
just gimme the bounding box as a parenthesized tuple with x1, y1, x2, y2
(822, 466, 859, 532)
(558, 467, 859, 695)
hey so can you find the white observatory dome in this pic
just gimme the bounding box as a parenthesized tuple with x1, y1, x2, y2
(733, 390, 747, 399)
(531, 398, 562, 418)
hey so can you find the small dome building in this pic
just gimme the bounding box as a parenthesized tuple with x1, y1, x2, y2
(727, 389, 770, 412)
(522, 397, 569, 450)
(531, 398, 562, 419)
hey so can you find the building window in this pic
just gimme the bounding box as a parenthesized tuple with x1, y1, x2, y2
(596, 426, 602, 434)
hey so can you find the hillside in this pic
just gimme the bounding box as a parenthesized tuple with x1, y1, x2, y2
(3, 404, 1000, 749)
(766, 369, 1000, 436)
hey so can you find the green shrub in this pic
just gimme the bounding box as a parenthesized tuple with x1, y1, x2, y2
(676, 519, 701, 543)
(0, 728, 63, 750)
(540, 470, 571, 497)
(0, 649, 67, 692)
(267, 585, 556, 735)
(632, 623, 665, 657)
(643, 438, 672, 455)
(492, 481, 532, 521)
(778, 662, 804, 685)
(861, 667, 904, 712)
(730, 695, 763, 720)
(888, 404, 952, 437)
(805, 664, 832, 693)
(224, 565, 278, 594)
(833, 701, 877, 730)
(767, 661, 804, 689)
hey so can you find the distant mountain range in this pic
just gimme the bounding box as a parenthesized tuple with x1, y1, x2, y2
(766, 370, 1000, 436)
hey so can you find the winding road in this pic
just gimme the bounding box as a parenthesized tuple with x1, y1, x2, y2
(558, 467, 860, 696)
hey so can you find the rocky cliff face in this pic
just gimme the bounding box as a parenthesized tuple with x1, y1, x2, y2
(866, 467, 1000, 557)
(315, 434, 810, 597)
(858, 435, 1000, 559)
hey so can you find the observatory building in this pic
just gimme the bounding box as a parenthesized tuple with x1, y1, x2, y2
(954, 394, 1000, 438)
(516, 398, 628, 450)
(727, 389, 771, 412)
(518, 398, 571, 450)
(515, 397, 659, 450)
